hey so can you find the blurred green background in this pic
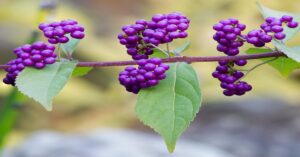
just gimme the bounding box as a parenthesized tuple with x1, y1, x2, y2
(1, 0, 300, 150)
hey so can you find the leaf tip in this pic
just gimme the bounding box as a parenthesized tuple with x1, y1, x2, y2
(44, 103, 53, 111)
(166, 143, 176, 153)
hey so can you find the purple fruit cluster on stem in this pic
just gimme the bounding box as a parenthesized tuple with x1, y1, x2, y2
(213, 18, 252, 96)
(3, 41, 57, 85)
(212, 60, 252, 96)
(212, 15, 299, 96)
(39, 19, 85, 44)
(246, 15, 299, 47)
(118, 58, 169, 94)
(118, 12, 190, 60)
(118, 12, 190, 94)
(213, 18, 246, 56)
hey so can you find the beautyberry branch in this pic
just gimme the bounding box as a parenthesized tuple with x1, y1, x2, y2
(0, 51, 285, 70)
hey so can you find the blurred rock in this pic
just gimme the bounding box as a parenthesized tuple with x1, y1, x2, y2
(184, 98, 300, 157)
(1, 130, 234, 157)
(2, 98, 300, 157)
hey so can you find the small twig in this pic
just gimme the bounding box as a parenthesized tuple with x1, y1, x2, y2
(57, 44, 61, 60)
(235, 57, 279, 83)
(166, 43, 170, 54)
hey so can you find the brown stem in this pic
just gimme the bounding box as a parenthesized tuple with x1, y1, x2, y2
(0, 51, 285, 69)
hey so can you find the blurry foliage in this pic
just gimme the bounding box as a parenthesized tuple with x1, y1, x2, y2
(0, 0, 300, 147)
(0, 89, 26, 148)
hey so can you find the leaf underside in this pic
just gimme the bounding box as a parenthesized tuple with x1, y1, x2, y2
(246, 48, 300, 77)
(60, 36, 81, 56)
(173, 41, 191, 55)
(72, 67, 93, 77)
(255, 3, 300, 74)
(136, 62, 202, 153)
(257, 2, 300, 42)
(16, 60, 78, 111)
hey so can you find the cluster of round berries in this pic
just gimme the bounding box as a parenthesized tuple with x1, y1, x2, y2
(245, 29, 272, 47)
(3, 19, 85, 86)
(213, 18, 246, 56)
(39, 19, 85, 44)
(118, 12, 190, 60)
(213, 18, 252, 96)
(212, 15, 298, 96)
(246, 15, 298, 47)
(3, 41, 57, 85)
(118, 58, 169, 94)
(144, 13, 189, 44)
(118, 21, 152, 60)
(212, 61, 252, 96)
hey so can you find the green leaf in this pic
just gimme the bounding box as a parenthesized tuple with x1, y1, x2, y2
(151, 48, 175, 58)
(16, 60, 78, 111)
(257, 2, 300, 42)
(173, 41, 190, 55)
(246, 48, 300, 77)
(150, 48, 169, 58)
(273, 40, 300, 62)
(0, 89, 26, 148)
(136, 62, 202, 153)
(60, 36, 80, 56)
(72, 67, 93, 77)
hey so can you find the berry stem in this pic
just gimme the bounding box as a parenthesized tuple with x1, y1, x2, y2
(166, 43, 170, 54)
(57, 44, 61, 61)
(0, 51, 285, 69)
(235, 57, 278, 83)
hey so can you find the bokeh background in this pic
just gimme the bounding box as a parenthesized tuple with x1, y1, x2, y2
(1, 0, 300, 157)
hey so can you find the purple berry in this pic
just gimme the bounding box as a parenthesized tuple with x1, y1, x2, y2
(280, 15, 293, 22)
(152, 14, 165, 22)
(48, 38, 58, 44)
(274, 33, 286, 40)
(71, 31, 85, 39)
(222, 25, 234, 33)
(34, 62, 46, 69)
(235, 60, 247, 66)
(271, 25, 283, 33)
(287, 21, 298, 28)
(53, 29, 65, 37)
(44, 57, 56, 64)
(32, 41, 46, 50)
(237, 24, 246, 30)
(58, 36, 69, 43)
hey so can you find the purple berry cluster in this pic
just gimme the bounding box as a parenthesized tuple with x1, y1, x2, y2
(245, 29, 272, 47)
(144, 13, 189, 44)
(212, 61, 252, 96)
(212, 15, 299, 96)
(39, 19, 85, 44)
(118, 20, 152, 60)
(212, 18, 252, 96)
(3, 41, 57, 85)
(118, 58, 169, 94)
(118, 12, 190, 60)
(213, 18, 246, 56)
(246, 15, 299, 47)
